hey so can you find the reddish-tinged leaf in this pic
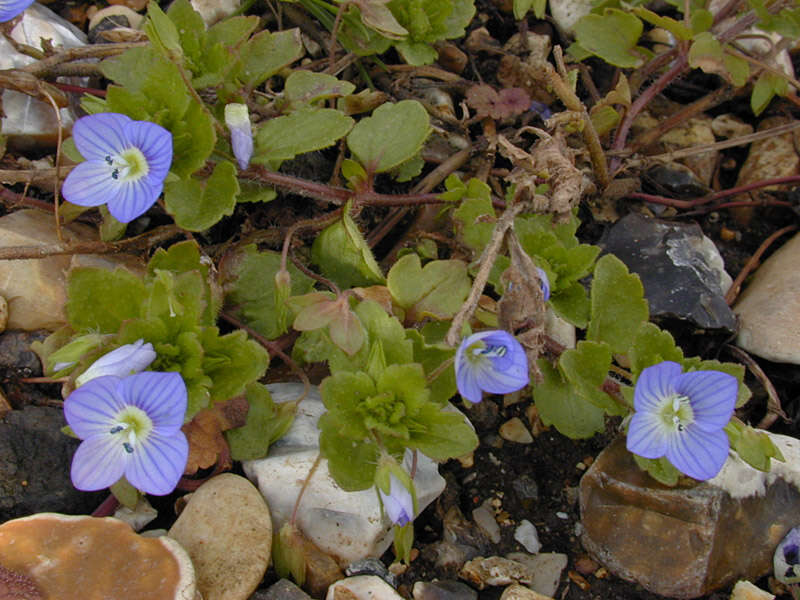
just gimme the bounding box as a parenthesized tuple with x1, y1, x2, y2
(466, 84, 531, 119)
(182, 396, 249, 474)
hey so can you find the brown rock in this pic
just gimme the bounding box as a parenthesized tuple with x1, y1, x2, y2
(0, 513, 196, 600)
(579, 435, 800, 598)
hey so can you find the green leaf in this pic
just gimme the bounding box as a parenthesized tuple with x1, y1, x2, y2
(226, 383, 296, 461)
(533, 358, 605, 439)
(239, 28, 304, 88)
(352, 0, 408, 38)
(206, 15, 259, 48)
(387, 254, 471, 321)
(573, 9, 645, 68)
(751, 71, 787, 116)
(170, 100, 217, 178)
(145, 1, 184, 63)
(200, 328, 269, 404)
(632, 453, 680, 486)
(629, 322, 683, 375)
(67, 267, 146, 333)
(165, 160, 239, 231)
(220, 245, 314, 340)
(725, 419, 784, 472)
(394, 39, 439, 65)
(283, 70, 357, 108)
(586, 254, 649, 354)
(513, 0, 546, 20)
(632, 7, 691, 40)
(311, 206, 385, 289)
(690, 9, 713, 34)
(406, 329, 455, 405)
(550, 282, 590, 328)
(347, 100, 431, 173)
(253, 108, 354, 164)
(560, 341, 624, 415)
(451, 186, 495, 252)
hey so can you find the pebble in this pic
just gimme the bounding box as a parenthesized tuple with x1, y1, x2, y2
(580, 434, 800, 597)
(499, 584, 554, 600)
(0, 513, 196, 599)
(412, 579, 478, 600)
(548, 0, 593, 34)
(499, 417, 533, 444)
(252, 578, 313, 600)
(346, 557, 397, 587)
(507, 553, 568, 597)
(513, 520, 541, 554)
(460, 556, 532, 589)
(243, 383, 446, 566)
(734, 231, 800, 363)
(190, 0, 241, 25)
(730, 580, 775, 600)
(472, 501, 501, 543)
(326, 575, 404, 600)
(169, 473, 272, 600)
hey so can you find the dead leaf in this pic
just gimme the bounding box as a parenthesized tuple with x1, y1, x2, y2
(466, 84, 531, 120)
(182, 395, 249, 475)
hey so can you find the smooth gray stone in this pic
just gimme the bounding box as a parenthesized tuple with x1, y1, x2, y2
(251, 579, 312, 600)
(413, 580, 478, 600)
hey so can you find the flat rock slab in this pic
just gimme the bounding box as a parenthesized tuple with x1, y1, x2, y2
(579, 434, 800, 598)
(734, 231, 800, 363)
(169, 473, 272, 600)
(243, 383, 446, 566)
(599, 212, 734, 330)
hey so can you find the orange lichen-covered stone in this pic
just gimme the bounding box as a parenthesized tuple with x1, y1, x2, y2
(0, 513, 196, 600)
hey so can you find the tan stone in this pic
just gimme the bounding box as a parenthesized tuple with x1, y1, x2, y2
(579, 436, 800, 598)
(500, 584, 554, 600)
(169, 473, 272, 600)
(0, 513, 196, 600)
(734, 231, 800, 363)
(730, 580, 775, 600)
(499, 417, 533, 444)
(0, 210, 143, 331)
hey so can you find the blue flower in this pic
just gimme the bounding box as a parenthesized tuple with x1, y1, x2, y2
(64, 372, 188, 496)
(775, 526, 800, 584)
(536, 267, 550, 302)
(0, 0, 34, 22)
(75, 339, 156, 387)
(62, 113, 172, 223)
(455, 330, 529, 404)
(379, 473, 414, 526)
(626, 361, 737, 481)
(224, 103, 253, 170)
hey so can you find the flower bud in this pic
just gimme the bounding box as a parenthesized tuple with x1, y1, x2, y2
(75, 339, 156, 387)
(224, 103, 253, 170)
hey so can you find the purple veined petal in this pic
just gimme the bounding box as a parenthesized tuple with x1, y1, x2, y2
(626, 410, 670, 459)
(380, 474, 413, 526)
(470, 357, 528, 396)
(71, 113, 133, 161)
(70, 434, 128, 491)
(123, 119, 173, 181)
(665, 425, 729, 480)
(105, 176, 161, 223)
(633, 361, 682, 412)
(536, 267, 551, 302)
(119, 372, 187, 431)
(62, 161, 118, 208)
(125, 429, 188, 495)
(64, 375, 128, 438)
(674, 370, 737, 431)
(0, 0, 35, 22)
(455, 359, 484, 403)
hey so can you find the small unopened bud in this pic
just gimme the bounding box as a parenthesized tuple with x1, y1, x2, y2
(224, 103, 253, 170)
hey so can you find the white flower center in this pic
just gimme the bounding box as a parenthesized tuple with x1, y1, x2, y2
(105, 147, 149, 183)
(471, 343, 507, 359)
(660, 394, 694, 432)
(109, 406, 153, 453)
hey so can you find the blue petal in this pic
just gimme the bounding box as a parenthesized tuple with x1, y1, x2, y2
(633, 361, 681, 411)
(119, 372, 187, 432)
(124, 119, 173, 183)
(455, 330, 528, 402)
(71, 113, 132, 161)
(665, 425, 729, 480)
(106, 177, 160, 223)
(674, 370, 737, 431)
(126, 430, 188, 495)
(455, 358, 484, 403)
(64, 375, 127, 438)
(380, 475, 413, 526)
(62, 161, 118, 208)
(472, 357, 528, 396)
(626, 410, 669, 459)
(0, 0, 34, 22)
(70, 434, 127, 491)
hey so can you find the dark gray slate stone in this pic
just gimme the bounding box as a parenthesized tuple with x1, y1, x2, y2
(251, 578, 313, 600)
(0, 405, 102, 521)
(598, 212, 735, 330)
